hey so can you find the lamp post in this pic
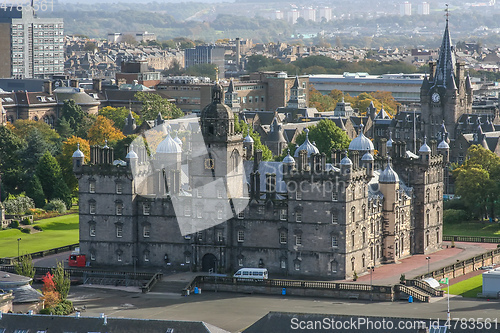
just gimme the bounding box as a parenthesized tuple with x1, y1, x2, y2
(17, 238, 21, 259)
(426, 256, 431, 275)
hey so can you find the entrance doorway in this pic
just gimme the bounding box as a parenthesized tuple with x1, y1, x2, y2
(201, 253, 217, 272)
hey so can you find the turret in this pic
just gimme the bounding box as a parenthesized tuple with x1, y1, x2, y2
(437, 134, 450, 164)
(361, 152, 374, 177)
(243, 129, 254, 160)
(339, 151, 352, 178)
(282, 149, 295, 174)
(126, 144, 139, 171)
(419, 136, 431, 163)
(386, 131, 393, 156)
(72, 143, 85, 173)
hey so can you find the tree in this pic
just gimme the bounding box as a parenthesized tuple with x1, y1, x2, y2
(185, 63, 218, 80)
(234, 116, 272, 160)
(87, 115, 126, 145)
(10, 119, 60, 144)
(0, 125, 23, 197)
(52, 261, 71, 300)
(135, 91, 184, 121)
(121, 34, 138, 45)
(59, 136, 90, 195)
(280, 119, 350, 161)
(58, 100, 87, 135)
(36, 151, 64, 201)
(41, 272, 60, 309)
(162, 58, 184, 76)
(26, 175, 45, 208)
(99, 106, 140, 130)
(51, 177, 72, 209)
(14, 254, 35, 284)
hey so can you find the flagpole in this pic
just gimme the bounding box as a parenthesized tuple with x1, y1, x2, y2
(447, 279, 450, 321)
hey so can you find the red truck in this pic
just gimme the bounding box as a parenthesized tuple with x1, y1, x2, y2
(68, 248, 86, 267)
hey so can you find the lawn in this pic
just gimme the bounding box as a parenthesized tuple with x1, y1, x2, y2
(0, 214, 79, 258)
(444, 222, 500, 237)
(446, 274, 483, 298)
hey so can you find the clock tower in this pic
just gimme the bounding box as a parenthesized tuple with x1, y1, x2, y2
(420, 16, 473, 141)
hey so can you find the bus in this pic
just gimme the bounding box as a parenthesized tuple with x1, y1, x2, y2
(233, 268, 268, 280)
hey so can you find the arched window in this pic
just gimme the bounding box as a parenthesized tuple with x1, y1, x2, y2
(331, 260, 338, 273)
(351, 257, 355, 272)
(351, 207, 356, 224)
(362, 227, 366, 244)
(351, 230, 355, 249)
(362, 254, 366, 268)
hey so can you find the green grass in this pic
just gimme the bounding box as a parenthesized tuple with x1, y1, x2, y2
(0, 214, 79, 258)
(444, 222, 500, 237)
(446, 274, 483, 298)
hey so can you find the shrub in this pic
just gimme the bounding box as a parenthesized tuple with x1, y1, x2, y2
(33, 225, 43, 231)
(4, 196, 35, 214)
(51, 300, 73, 315)
(39, 308, 52, 315)
(21, 227, 31, 234)
(21, 218, 31, 225)
(443, 209, 468, 225)
(9, 220, 19, 228)
(43, 199, 67, 214)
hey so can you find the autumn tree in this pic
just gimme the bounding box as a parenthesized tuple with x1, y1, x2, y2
(135, 91, 184, 121)
(41, 272, 60, 309)
(87, 115, 125, 145)
(99, 106, 140, 130)
(59, 136, 90, 195)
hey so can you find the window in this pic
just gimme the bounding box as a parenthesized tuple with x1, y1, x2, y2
(296, 191, 302, 200)
(238, 211, 245, 219)
(280, 231, 287, 244)
(116, 225, 123, 238)
(143, 203, 150, 215)
(238, 258, 243, 267)
(280, 209, 287, 220)
(116, 182, 123, 194)
(217, 208, 223, 220)
(217, 231, 223, 242)
(294, 262, 301, 271)
(332, 191, 338, 201)
(197, 207, 203, 218)
(351, 231, 355, 249)
(144, 252, 150, 262)
(196, 187, 203, 198)
(237, 230, 245, 242)
(331, 212, 338, 224)
(116, 203, 123, 216)
(295, 234, 302, 246)
(185, 255, 191, 264)
(197, 231, 203, 241)
(90, 252, 95, 261)
(331, 261, 338, 273)
(296, 212, 302, 222)
(332, 236, 338, 247)
(143, 225, 150, 238)
(89, 181, 95, 193)
(89, 224, 96, 237)
(89, 201, 96, 215)
(280, 259, 286, 269)
(117, 253, 122, 262)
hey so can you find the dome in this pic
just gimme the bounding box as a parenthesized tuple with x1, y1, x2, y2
(126, 146, 138, 159)
(361, 152, 374, 161)
(283, 150, 295, 164)
(437, 139, 449, 149)
(156, 133, 182, 154)
(173, 134, 183, 146)
(340, 155, 353, 166)
(349, 124, 374, 152)
(243, 130, 254, 143)
(386, 132, 393, 148)
(294, 128, 319, 157)
(72, 144, 85, 158)
(379, 158, 399, 183)
(419, 136, 431, 153)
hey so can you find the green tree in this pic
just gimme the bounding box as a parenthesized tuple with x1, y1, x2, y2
(185, 63, 218, 80)
(36, 151, 64, 201)
(234, 117, 272, 160)
(51, 261, 71, 300)
(0, 125, 23, 198)
(99, 106, 140, 130)
(280, 119, 350, 161)
(26, 175, 45, 208)
(14, 254, 35, 284)
(51, 177, 72, 209)
(58, 100, 87, 135)
(135, 91, 184, 121)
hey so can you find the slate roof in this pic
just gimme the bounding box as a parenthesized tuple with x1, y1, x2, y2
(0, 313, 229, 333)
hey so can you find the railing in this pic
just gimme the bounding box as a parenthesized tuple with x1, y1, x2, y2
(406, 279, 444, 297)
(444, 235, 500, 243)
(0, 243, 80, 264)
(396, 284, 429, 302)
(141, 272, 163, 293)
(192, 275, 392, 294)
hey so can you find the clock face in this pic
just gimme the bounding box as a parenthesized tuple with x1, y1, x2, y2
(204, 158, 215, 170)
(432, 92, 440, 103)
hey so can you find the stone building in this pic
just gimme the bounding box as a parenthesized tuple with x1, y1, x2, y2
(74, 81, 445, 280)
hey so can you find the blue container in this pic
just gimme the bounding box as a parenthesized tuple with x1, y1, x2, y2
(282, 288, 286, 295)
(408, 295, 413, 303)
(194, 287, 199, 294)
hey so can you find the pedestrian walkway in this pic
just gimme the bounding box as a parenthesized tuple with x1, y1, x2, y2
(352, 241, 498, 285)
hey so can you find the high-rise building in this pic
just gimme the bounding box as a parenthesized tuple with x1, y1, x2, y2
(317, 7, 333, 22)
(184, 45, 225, 77)
(300, 7, 316, 22)
(0, 7, 64, 78)
(418, 2, 430, 15)
(399, 2, 412, 16)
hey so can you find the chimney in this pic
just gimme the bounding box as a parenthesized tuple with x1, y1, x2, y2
(235, 38, 241, 70)
(380, 138, 387, 157)
(93, 78, 102, 92)
(250, 172, 255, 199)
(253, 149, 262, 171)
(43, 81, 52, 95)
(70, 79, 79, 88)
(255, 171, 261, 200)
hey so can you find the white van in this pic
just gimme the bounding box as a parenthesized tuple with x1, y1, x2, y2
(233, 268, 269, 280)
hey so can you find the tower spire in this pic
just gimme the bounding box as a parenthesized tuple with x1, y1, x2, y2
(432, 5, 456, 89)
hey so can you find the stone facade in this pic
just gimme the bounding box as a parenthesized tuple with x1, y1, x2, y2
(75, 82, 445, 280)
